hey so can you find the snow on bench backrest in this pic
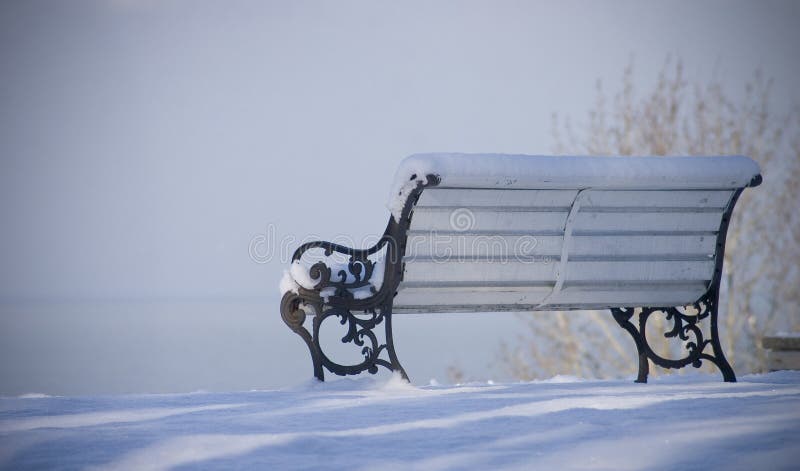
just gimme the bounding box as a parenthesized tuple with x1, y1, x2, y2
(390, 154, 760, 313)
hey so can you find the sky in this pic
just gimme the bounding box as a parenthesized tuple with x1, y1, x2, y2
(1, 0, 799, 394)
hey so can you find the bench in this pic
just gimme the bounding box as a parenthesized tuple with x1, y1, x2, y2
(279, 153, 762, 383)
(763, 335, 800, 371)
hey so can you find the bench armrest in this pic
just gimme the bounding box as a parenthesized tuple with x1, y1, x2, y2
(288, 237, 392, 303)
(291, 238, 388, 263)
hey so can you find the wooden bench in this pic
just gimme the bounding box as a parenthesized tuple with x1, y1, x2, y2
(280, 154, 761, 382)
(763, 335, 800, 371)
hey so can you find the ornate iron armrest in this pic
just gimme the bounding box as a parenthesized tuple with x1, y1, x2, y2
(290, 236, 392, 304)
(282, 234, 402, 381)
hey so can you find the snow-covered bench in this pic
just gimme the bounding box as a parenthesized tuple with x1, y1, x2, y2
(280, 154, 761, 383)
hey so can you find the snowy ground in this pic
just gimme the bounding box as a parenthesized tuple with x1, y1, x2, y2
(1, 372, 799, 471)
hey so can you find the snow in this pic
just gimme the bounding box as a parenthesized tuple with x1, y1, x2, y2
(387, 153, 762, 220)
(2, 371, 798, 470)
(280, 252, 387, 300)
(278, 268, 300, 295)
(774, 332, 800, 338)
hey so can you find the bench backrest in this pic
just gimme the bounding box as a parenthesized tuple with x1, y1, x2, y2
(393, 184, 740, 313)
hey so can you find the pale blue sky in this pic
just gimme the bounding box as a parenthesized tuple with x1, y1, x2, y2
(2, 0, 798, 300)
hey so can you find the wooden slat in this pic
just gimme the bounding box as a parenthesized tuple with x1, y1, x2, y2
(405, 234, 563, 258)
(572, 211, 724, 233)
(393, 305, 546, 314)
(409, 209, 568, 233)
(544, 284, 707, 307)
(403, 260, 559, 283)
(568, 235, 716, 257)
(563, 260, 715, 282)
(416, 188, 577, 208)
(766, 351, 800, 371)
(394, 186, 731, 312)
(393, 285, 552, 308)
(581, 190, 733, 209)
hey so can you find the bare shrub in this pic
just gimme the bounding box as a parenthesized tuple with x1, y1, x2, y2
(502, 58, 800, 380)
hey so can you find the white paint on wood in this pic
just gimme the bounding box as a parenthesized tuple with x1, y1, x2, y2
(393, 285, 552, 308)
(581, 190, 733, 209)
(569, 235, 716, 257)
(536, 187, 585, 307)
(393, 305, 545, 314)
(409, 209, 568, 233)
(393, 183, 734, 312)
(416, 188, 578, 208)
(767, 351, 800, 371)
(403, 260, 559, 283)
(405, 234, 563, 258)
(544, 286, 706, 307)
(572, 211, 724, 233)
(563, 260, 715, 282)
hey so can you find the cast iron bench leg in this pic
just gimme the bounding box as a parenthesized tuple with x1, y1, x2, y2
(385, 312, 409, 380)
(611, 308, 650, 383)
(282, 294, 408, 381)
(611, 292, 736, 383)
(281, 292, 324, 381)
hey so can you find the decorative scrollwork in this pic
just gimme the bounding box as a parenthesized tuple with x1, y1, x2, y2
(313, 306, 394, 376)
(611, 291, 736, 382)
(308, 257, 377, 299)
(639, 302, 710, 369)
(290, 236, 392, 303)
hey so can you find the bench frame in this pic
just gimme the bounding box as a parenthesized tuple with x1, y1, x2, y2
(280, 172, 761, 383)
